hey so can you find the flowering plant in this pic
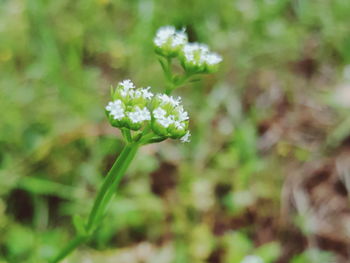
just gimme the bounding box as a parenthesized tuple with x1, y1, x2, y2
(50, 25, 221, 263)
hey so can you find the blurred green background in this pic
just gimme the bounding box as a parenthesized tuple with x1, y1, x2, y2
(1, 0, 350, 262)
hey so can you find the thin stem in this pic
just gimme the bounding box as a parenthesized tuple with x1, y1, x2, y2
(91, 143, 139, 227)
(165, 72, 194, 95)
(86, 143, 139, 231)
(121, 128, 132, 143)
(49, 235, 88, 263)
(50, 143, 139, 263)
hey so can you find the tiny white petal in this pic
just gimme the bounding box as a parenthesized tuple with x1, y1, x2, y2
(120, 79, 135, 90)
(171, 30, 187, 47)
(154, 26, 188, 49)
(106, 100, 125, 120)
(174, 121, 185, 130)
(127, 106, 151, 123)
(177, 107, 189, 122)
(180, 131, 191, 143)
(205, 53, 222, 65)
(157, 115, 175, 128)
(119, 79, 135, 97)
(153, 107, 167, 119)
(141, 87, 154, 100)
(154, 26, 176, 47)
(157, 94, 181, 107)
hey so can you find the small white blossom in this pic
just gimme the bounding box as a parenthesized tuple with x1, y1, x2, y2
(106, 100, 125, 120)
(154, 26, 187, 48)
(204, 52, 223, 65)
(154, 26, 188, 57)
(171, 30, 187, 48)
(154, 26, 176, 47)
(120, 79, 135, 90)
(157, 116, 174, 128)
(174, 121, 185, 130)
(181, 42, 222, 72)
(127, 106, 151, 123)
(178, 107, 189, 121)
(180, 131, 191, 143)
(151, 94, 190, 138)
(157, 94, 181, 107)
(241, 255, 264, 263)
(140, 87, 154, 100)
(119, 79, 135, 97)
(153, 107, 167, 119)
(183, 43, 209, 65)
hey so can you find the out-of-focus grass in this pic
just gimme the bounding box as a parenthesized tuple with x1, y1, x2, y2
(1, 0, 350, 262)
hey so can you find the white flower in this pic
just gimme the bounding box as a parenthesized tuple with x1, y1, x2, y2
(154, 26, 187, 48)
(183, 43, 209, 54)
(154, 26, 176, 47)
(174, 121, 185, 130)
(120, 79, 135, 90)
(181, 42, 222, 71)
(157, 115, 175, 128)
(157, 94, 181, 107)
(241, 255, 264, 263)
(119, 79, 135, 97)
(106, 100, 125, 120)
(180, 131, 191, 143)
(177, 106, 189, 121)
(204, 52, 222, 65)
(127, 106, 151, 123)
(183, 43, 209, 65)
(154, 26, 188, 57)
(153, 107, 167, 119)
(171, 30, 187, 48)
(140, 87, 154, 100)
(152, 94, 190, 138)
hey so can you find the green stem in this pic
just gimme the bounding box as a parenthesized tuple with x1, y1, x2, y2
(165, 72, 193, 95)
(90, 143, 139, 228)
(49, 236, 88, 263)
(50, 143, 139, 263)
(86, 143, 139, 231)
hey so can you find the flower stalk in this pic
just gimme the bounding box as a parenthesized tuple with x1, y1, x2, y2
(86, 143, 139, 232)
(49, 25, 221, 263)
(50, 143, 139, 263)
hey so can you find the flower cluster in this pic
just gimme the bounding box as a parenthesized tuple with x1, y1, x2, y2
(106, 80, 190, 143)
(106, 79, 153, 131)
(154, 26, 188, 57)
(180, 43, 223, 73)
(154, 25, 222, 73)
(151, 94, 190, 142)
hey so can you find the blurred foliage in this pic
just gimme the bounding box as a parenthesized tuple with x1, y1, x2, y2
(1, 0, 350, 262)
